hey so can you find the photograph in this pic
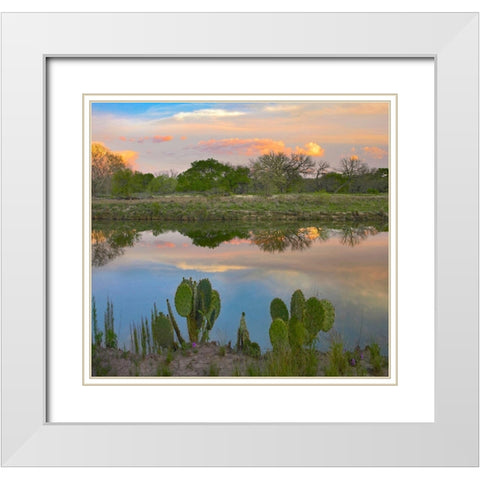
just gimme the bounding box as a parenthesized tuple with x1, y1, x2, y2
(88, 96, 393, 378)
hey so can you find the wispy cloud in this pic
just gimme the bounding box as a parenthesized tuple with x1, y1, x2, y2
(173, 109, 246, 120)
(175, 262, 250, 273)
(263, 104, 300, 113)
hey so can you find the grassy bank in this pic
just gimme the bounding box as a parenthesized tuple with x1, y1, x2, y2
(92, 193, 388, 221)
(92, 342, 389, 377)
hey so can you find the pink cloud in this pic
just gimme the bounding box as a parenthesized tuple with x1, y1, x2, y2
(119, 136, 127, 141)
(362, 146, 388, 160)
(153, 135, 173, 143)
(198, 137, 286, 156)
(198, 138, 325, 158)
(180, 136, 187, 140)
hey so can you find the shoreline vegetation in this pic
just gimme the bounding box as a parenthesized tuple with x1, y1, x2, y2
(91, 284, 389, 378)
(92, 192, 388, 222)
(92, 341, 389, 378)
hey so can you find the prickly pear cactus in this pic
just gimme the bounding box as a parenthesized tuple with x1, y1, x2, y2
(151, 311, 174, 350)
(319, 299, 335, 332)
(304, 297, 325, 341)
(166, 298, 185, 346)
(174, 277, 222, 343)
(175, 281, 193, 317)
(270, 297, 289, 323)
(288, 316, 307, 351)
(290, 289, 305, 323)
(269, 318, 289, 352)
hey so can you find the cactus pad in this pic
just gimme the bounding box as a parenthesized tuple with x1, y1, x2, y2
(270, 298, 289, 323)
(175, 281, 193, 317)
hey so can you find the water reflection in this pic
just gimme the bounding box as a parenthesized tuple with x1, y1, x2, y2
(91, 228, 140, 267)
(92, 220, 384, 265)
(92, 220, 389, 354)
(339, 226, 379, 248)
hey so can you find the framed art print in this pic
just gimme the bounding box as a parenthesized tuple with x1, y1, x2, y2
(83, 92, 397, 386)
(1, 12, 478, 467)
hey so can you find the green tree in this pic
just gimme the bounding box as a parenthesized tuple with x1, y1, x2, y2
(111, 169, 134, 197)
(176, 159, 235, 193)
(224, 165, 251, 193)
(147, 172, 177, 194)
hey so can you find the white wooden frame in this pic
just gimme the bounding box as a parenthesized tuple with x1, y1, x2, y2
(1, 12, 478, 466)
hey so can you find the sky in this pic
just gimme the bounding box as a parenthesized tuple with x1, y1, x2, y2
(91, 101, 390, 174)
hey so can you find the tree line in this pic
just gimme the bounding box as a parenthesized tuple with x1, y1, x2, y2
(91, 142, 388, 198)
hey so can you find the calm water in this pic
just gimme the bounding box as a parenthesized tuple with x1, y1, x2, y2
(92, 221, 389, 353)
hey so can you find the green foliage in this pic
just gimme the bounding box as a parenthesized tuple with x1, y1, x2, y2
(246, 342, 261, 359)
(206, 363, 220, 376)
(156, 364, 172, 376)
(249, 151, 314, 194)
(166, 298, 185, 345)
(147, 173, 177, 194)
(197, 278, 213, 328)
(132, 326, 139, 355)
(92, 296, 103, 347)
(104, 298, 117, 349)
(270, 298, 289, 323)
(111, 169, 134, 198)
(368, 342, 385, 375)
(235, 313, 261, 358)
(269, 318, 289, 353)
(236, 312, 250, 352)
(325, 340, 348, 376)
(267, 290, 336, 376)
(151, 310, 174, 351)
(176, 158, 250, 193)
(202, 289, 221, 341)
(290, 289, 305, 324)
(319, 299, 335, 332)
(288, 317, 307, 351)
(174, 277, 221, 343)
(174, 281, 193, 317)
(304, 297, 324, 341)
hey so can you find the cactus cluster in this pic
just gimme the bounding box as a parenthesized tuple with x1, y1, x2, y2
(235, 312, 261, 358)
(269, 289, 335, 352)
(174, 277, 221, 343)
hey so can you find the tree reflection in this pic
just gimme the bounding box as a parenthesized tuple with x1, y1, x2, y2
(175, 226, 250, 249)
(338, 226, 378, 247)
(91, 221, 383, 266)
(251, 226, 329, 253)
(91, 228, 140, 267)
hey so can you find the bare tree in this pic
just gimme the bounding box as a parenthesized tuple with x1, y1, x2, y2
(339, 156, 369, 179)
(314, 159, 330, 189)
(250, 151, 314, 194)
